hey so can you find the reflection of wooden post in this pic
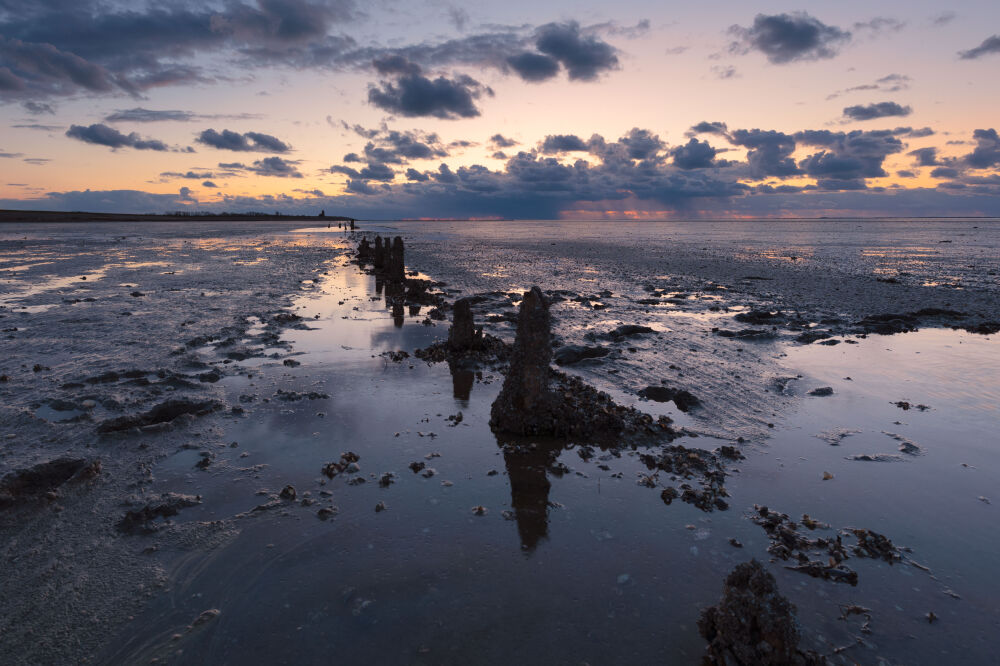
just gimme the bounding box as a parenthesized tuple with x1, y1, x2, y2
(448, 361, 475, 401)
(490, 287, 551, 434)
(502, 442, 560, 552)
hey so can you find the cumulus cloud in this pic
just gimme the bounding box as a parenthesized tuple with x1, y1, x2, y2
(687, 121, 729, 138)
(489, 134, 518, 149)
(843, 101, 912, 121)
(794, 129, 905, 186)
(965, 128, 1000, 168)
(729, 12, 851, 64)
(196, 128, 291, 152)
(505, 52, 560, 82)
(909, 147, 938, 166)
(534, 21, 619, 81)
(504, 21, 619, 82)
(729, 129, 800, 177)
(221, 156, 303, 177)
(367, 61, 490, 119)
(671, 138, 719, 169)
(959, 36, 1000, 60)
(352, 128, 449, 164)
(540, 134, 589, 153)
(66, 123, 168, 150)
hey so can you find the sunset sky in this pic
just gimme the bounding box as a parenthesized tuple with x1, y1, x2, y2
(1, 0, 999, 219)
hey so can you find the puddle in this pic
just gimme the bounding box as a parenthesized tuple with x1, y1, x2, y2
(107, 260, 999, 665)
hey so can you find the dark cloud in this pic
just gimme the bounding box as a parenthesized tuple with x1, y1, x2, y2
(729, 129, 800, 177)
(729, 12, 851, 64)
(202, 180, 218, 188)
(491, 151, 507, 160)
(342, 152, 362, 162)
(229, 156, 303, 177)
(534, 21, 619, 81)
(959, 35, 1000, 60)
(489, 134, 518, 148)
(540, 134, 589, 153)
(66, 123, 168, 150)
(618, 128, 665, 161)
(345, 179, 379, 195)
(0, 36, 117, 97)
(852, 17, 906, 35)
(196, 128, 291, 152)
(22, 100, 54, 114)
(405, 168, 429, 182)
(828, 73, 911, 100)
(367, 64, 489, 119)
(671, 138, 719, 170)
(795, 129, 905, 183)
(843, 101, 912, 121)
(0, 151, 24, 158)
(930, 167, 961, 179)
(329, 165, 360, 178)
(365, 129, 448, 163)
(372, 54, 422, 76)
(687, 121, 729, 138)
(965, 128, 1000, 168)
(11, 123, 61, 131)
(909, 147, 938, 166)
(896, 170, 916, 178)
(105, 108, 195, 123)
(505, 52, 560, 82)
(0, 0, 356, 99)
(358, 162, 395, 181)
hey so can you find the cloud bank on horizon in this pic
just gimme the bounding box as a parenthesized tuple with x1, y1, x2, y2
(1, 0, 1000, 218)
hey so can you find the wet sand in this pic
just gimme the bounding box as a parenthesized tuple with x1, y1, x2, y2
(1, 219, 998, 664)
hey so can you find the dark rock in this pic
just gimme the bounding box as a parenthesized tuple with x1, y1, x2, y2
(735, 310, 786, 325)
(716, 328, 778, 341)
(117, 493, 201, 534)
(96, 399, 221, 433)
(553, 345, 609, 366)
(795, 331, 832, 344)
(699, 560, 826, 665)
(807, 387, 833, 397)
(609, 324, 654, 339)
(637, 386, 701, 412)
(279, 485, 297, 500)
(0, 458, 101, 509)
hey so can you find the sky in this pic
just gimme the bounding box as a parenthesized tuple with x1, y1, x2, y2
(1, 0, 999, 219)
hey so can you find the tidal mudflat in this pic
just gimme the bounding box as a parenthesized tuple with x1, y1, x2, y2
(1, 219, 998, 664)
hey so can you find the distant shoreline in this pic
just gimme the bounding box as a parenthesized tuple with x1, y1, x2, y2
(0, 209, 355, 223)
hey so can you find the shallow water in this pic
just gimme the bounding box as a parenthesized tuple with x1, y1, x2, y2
(102, 243, 999, 665)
